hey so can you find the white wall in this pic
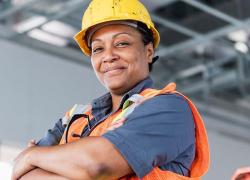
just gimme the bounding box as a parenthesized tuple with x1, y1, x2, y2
(0, 39, 250, 180)
(0, 39, 106, 146)
(207, 132, 250, 179)
(203, 119, 250, 180)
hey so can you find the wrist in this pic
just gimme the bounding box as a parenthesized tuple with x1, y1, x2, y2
(26, 146, 39, 166)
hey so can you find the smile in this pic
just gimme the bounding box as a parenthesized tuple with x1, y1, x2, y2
(103, 66, 126, 73)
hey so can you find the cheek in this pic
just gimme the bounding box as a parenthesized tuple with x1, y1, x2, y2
(91, 57, 101, 71)
(91, 59, 102, 79)
(133, 52, 149, 69)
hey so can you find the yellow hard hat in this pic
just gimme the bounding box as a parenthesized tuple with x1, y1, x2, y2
(74, 0, 160, 56)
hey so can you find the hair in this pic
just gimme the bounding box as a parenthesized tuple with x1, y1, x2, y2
(136, 22, 158, 72)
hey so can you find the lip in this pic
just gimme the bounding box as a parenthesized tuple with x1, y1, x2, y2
(103, 66, 126, 73)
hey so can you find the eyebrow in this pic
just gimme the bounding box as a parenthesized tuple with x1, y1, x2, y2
(113, 32, 133, 38)
(91, 32, 133, 44)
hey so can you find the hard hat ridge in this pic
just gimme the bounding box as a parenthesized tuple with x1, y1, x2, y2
(74, 0, 160, 56)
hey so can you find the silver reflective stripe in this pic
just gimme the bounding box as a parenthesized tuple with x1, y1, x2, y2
(122, 94, 145, 109)
(62, 104, 89, 126)
(122, 94, 145, 118)
(70, 104, 89, 118)
(62, 116, 70, 126)
(127, 94, 144, 103)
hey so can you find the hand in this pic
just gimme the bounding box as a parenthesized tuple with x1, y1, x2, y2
(27, 139, 36, 147)
(11, 147, 37, 180)
(231, 167, 250, 180)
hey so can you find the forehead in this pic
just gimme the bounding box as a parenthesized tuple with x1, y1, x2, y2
(91, 24, 141, 41)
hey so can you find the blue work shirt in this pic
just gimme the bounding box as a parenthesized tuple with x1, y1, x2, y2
(37, 77, 195, 178)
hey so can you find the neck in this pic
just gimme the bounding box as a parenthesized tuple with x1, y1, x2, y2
(111, 93, 123, 112)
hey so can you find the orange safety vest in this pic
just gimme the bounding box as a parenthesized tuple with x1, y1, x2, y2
(60, 83, 210, 180)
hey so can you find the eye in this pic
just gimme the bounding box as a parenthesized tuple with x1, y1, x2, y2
(115, 42, 130, 47)
(92, 47, 104, 54)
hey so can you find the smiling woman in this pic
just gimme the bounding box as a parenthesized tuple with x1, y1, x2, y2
(90, 24, 154, 107)
(11, 0, 210, 180)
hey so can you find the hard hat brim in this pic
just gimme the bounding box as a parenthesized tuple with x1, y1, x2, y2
(74, 30, 91, 56)
(74, 20, 160, 57)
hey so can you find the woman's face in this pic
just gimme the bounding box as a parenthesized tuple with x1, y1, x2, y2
(90, 24, 154, 95)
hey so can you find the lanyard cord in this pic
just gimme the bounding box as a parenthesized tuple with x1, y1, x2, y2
(65, 114, 91, 143)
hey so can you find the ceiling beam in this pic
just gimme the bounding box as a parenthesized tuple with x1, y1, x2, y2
(156, 17, 250, 57)
(15, 0, 89, 35)
(141, 0, 177, 11)
(194, 99, 250, 144)
(0, 0, 41, 20)
(152, 14, 201, 38)
(0, 24, 90, 67)
(180, 0, 242, 26)
(16, 35, 90, 67)
(194, 96, 250, 129)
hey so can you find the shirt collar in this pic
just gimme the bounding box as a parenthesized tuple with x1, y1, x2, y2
(119, 77, 153, 108)
(91, 77, 153, 116)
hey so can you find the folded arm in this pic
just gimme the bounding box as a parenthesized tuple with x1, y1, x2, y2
(12, 136, 133, 180)
(19, 168, 70, 180)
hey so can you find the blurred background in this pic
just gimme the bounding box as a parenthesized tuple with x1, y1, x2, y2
(0, 0, 250, 179)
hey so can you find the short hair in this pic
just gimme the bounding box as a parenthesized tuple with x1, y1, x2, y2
(137, 22, 158, 72)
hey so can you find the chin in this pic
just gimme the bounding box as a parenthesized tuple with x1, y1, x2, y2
(105, 81, 128, 94)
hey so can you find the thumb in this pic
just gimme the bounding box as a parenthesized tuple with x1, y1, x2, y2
(27, 139, 36, 147)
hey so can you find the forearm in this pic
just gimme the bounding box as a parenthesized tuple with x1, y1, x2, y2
(28, 137, 111, 180)
(16, 136, 131, 180)
(20, 168, 70, 180)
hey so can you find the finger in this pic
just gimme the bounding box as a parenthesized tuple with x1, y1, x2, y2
(231, 167, 250, 180)
(11, 169, 17, 180)
(28, 139, 36, 147)
(29, 139, 36, 144)
(11, 175, 17, 180)
(28, 143, 35, 147)
(237, 167, 250, 173)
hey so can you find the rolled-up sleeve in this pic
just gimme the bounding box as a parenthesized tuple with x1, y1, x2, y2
(102, 94, 195, 178)
(37, 118, 65, 146)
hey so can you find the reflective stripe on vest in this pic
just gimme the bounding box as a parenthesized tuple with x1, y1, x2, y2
(59, 83, 210, 179)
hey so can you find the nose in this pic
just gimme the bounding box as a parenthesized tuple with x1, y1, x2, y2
(102, 46, 119, 63)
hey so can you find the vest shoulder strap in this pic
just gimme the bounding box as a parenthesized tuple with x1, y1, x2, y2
(140, 83, 210, 177)
(62, 104, 91, 126)
(140, 82, 177, 98)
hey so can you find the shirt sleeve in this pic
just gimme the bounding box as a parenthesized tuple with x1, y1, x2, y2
(102, 94, 195, 178)
(36, 118, 65, 146)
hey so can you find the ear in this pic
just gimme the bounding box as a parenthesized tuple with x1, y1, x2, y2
(145, 43, 154, 63)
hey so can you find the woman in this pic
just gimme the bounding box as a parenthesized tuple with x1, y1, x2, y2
(12, 0, 210, 179)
